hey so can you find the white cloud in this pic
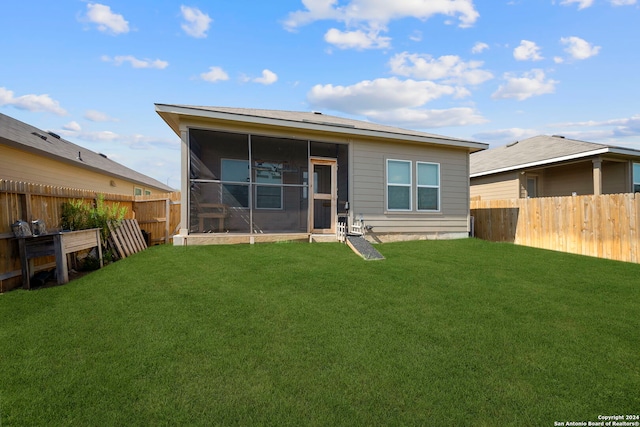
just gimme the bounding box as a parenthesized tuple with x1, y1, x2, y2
(492, 69, 558, 101)
(84, 110, 118, 122)
(180, 5, 212, 38)
(561, 0, 636, 6)
(307, 77, 461, 113)
(283, 0, 339, 29)
(84, 130, 120, 141)
(513, 40, 543, 61)
(560, 36, 601, 60)
(473, 128, 539, 143)
(409, 31, 422, 42)
(556, 114, 640, 139)
(560, 0, 594, 9)
(63, 121, 82, 132)
(253, 69, 278, 85)
(0, 88, 13, 105)
(365, 107, 487, 128)
(324, 28, 391, 50)
(284, 1, 478, 51)
(57, 127, 180, 151)
(471, 42, 489, 54)
(84, 3, 129, 35)
(389, 52, 493, 85)
(102, 55, 169, 69)
(125, 134, 182, 150)
(0, 87, 67, 115)
(284, 0, 480, 30)
(200, 66, 229, 82)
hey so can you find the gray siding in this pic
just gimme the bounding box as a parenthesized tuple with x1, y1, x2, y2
(542, 162, 593, 196)
(350, 139, 470, 235)
(545, 160, 629, 196)
(602, 161, 629, 194)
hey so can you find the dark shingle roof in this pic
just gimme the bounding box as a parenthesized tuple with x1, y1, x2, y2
(0, 112, 173, 192)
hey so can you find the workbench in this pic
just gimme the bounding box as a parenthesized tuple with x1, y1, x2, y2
(17, 228, 103, 289)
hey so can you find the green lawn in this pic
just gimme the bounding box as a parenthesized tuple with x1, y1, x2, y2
(1, 239, 638, 426)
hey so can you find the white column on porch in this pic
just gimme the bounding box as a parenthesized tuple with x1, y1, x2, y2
(592, 158, 602, 196)
(176, 127, 189, 244)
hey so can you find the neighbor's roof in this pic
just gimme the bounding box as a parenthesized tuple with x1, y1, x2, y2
(470, 135, 640, 177)
(155, 104, 488, 153)
(0, 112, 173, 192)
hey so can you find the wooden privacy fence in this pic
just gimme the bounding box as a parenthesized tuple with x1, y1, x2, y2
(132, 192, 181, 245)
(471, 193, 640, 263)
(0, 179, 180, 292)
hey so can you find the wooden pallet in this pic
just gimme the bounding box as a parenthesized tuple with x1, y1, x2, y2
(107, 219, 147, 259)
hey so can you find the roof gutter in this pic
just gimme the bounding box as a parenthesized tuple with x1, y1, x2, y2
(470, 148, 613, 178)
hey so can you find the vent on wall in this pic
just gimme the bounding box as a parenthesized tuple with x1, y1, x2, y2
(110, 180, 117, 187)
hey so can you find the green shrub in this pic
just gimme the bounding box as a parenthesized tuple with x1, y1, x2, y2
(61, 194, 127, 261)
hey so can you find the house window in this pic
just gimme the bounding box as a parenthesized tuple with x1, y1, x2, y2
(634, 163, 640, 193)
(387, 159, 412, 211)
(417, 162, 440, 211)
(254, 161, 282, 209)
(221, 159, 250, 208)
(144, 190, 151, 196)
(134, 187, 142, 196)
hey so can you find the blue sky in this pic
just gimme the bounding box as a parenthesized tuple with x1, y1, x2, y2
(1, 0, 639, 189)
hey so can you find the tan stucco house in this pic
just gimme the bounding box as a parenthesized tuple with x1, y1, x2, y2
(0, 112, 173, 195)
(470, 135, 640, 200)
(155, 104, 488, 245)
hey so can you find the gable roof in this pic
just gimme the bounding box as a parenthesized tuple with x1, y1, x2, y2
(0, 112, 173, 192)
(470, 135, 640, 178)
(155, 104, 488, 153)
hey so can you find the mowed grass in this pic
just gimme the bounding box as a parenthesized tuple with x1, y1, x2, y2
(1, 239, 639, 426)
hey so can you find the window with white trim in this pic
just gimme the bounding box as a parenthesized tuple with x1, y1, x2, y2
(634, 163, 640, 193)
(254, 161, 283, 209)
(387, 159, 412, 211)
(417, 162, 440, 211)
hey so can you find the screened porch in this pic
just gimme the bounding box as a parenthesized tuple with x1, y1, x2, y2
(188, 129, 348, 236)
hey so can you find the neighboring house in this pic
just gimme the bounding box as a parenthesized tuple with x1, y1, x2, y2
(470, 135, 640, 200)
(0, 112, 173, 195)
(155, 104, 488, 245)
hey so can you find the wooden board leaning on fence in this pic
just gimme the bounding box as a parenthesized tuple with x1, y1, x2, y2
(107, 219, 147, 260)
